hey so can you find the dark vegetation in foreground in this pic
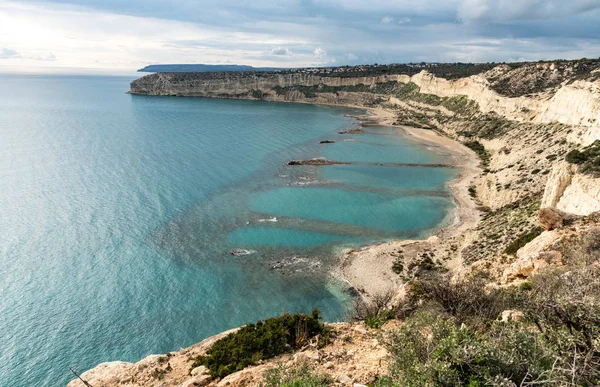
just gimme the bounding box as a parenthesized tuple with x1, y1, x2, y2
(191, 310, 329, 379)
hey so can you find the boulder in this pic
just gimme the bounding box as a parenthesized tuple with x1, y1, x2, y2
(191, 365, 209, 377)
(538, 207, 577, 230)
(299, 350, 320, 361)
(181, 374, 211, 387)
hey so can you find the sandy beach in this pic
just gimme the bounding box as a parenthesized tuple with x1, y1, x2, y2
(339, 106, 481, 300)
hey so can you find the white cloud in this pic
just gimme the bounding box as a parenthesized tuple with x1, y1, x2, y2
(381, 16, 393, 24)
(398, 17, 411, 24)
(270, 47, 291, 55)
(313, 47, 327, 58)
(0, 1, 316, 71)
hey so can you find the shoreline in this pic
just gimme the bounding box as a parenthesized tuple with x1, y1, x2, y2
(337, 106, 481, 301)
(134, 92, 481, 300)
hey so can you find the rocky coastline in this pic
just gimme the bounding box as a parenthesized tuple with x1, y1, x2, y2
(69, 60, 600, 386)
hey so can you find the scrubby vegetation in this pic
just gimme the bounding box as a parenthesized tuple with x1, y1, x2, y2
(504, 226, 544, 255)
(191, 310, 329, 378)
(349, 291, 396, 329)
(565, 140, 600, 174)
(262, 363, 331, 387)
(464, 141, 490, 167)
(462, 196, 541, 265)
(369, 228, 600, 386)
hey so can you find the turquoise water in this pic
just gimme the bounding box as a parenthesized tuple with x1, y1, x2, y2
(0, 75, 455, 386)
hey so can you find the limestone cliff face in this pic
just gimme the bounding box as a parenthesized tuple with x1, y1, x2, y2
(130, 72, 398, 97)
(542, 161, 600, 215)
(131, 68, 600, 146)
(406, 72, 600, 144)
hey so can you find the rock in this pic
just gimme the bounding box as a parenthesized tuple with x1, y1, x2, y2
(270, 262, 284, 270)
(353, 326, 367, 335)
(300, 350, 320, 361)
(538, 207, 577, 230)
(287, 158, 347, 166)
(500, 310, 525, 322)
(191, 365, 209, 377)
(338, 129, 364, 134)
(501, 249, 563, 283)
(319, 140, 335, 144)
(181, 374, 212, 387)
(345, 286, 360, 297)
(230, 249, 255, 256)
(354, 384, 368, 387)
(337, 374, 353, 384)
(324, 361, 335, 369)
(66, 362, 135, 387)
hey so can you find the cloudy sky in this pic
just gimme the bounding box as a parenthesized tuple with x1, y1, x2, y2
(1, 0, 600, 73)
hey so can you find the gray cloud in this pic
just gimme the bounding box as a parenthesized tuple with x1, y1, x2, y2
(8, 0, 600, 68)
(458, 0, 600, 22)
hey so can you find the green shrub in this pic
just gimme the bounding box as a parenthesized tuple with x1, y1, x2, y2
(565, 149, 587, 164)
(412, 276, 518, 327)
(261, 363, 332, 387)
(565, 140, 600, 174)
(464, 141, 490, 167)
(383, 315, 555, 387)
(504, 227, 543, 255)
(349, 290, 396, 329)
(392, 259, 404, 274)
(519, 281, 533, 291)
(192, 310, 329, 378)
(250, 89, 266, 99)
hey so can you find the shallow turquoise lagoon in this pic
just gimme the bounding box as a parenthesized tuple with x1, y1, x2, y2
(321, 164, 457, 190)
(228, 227, 369, 247)
(249, 187, 452, 234)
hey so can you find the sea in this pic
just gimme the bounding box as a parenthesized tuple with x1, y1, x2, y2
(0, 74, 456, 386)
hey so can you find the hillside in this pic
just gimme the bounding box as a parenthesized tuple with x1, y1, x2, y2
(68, 60, 600, 386)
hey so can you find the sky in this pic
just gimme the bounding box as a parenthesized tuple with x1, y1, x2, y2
(1, 0, 600, 73)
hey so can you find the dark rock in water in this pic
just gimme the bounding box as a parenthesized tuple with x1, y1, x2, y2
(319, 140, 335, 144)
(287, 158, 348, 166)
(345, 286, 360, 297)
(338, 129, 364, 135)
(230, 249, 255, 256)
(270, 262, 284, 270)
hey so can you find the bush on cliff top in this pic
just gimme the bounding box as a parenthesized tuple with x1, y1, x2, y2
(565, 140, 600, 174)
(191, 309, 329, 379)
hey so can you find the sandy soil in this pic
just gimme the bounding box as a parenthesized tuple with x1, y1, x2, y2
(339, 107, 481, 300)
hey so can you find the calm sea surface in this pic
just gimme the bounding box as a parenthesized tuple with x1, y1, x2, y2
(0, 75, 456, 386)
